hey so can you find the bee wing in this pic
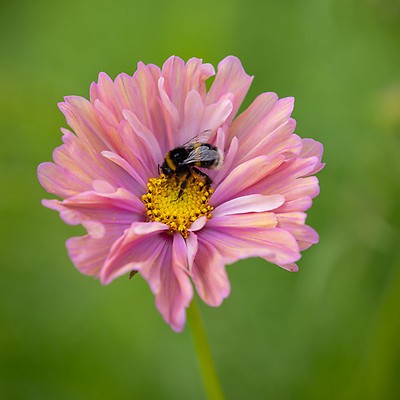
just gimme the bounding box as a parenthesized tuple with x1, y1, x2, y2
(183, 146, 217, 164)
(182, 130, 213, 148)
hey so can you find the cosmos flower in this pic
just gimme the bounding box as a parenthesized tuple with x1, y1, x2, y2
(38, 56, 324, 332)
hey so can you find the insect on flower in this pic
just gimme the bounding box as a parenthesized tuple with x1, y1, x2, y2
(160, 132, 224, 198)
(38, 56, 324, 332)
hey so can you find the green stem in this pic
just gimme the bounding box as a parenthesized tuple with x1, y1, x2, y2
(187, 298, 225, 400)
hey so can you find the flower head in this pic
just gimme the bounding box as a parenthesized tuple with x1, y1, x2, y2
(38, 56, 324, 332)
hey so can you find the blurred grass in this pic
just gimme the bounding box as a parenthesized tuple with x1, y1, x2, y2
(1, 0, 399, 399)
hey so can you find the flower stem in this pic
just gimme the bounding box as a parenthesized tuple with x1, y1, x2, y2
(187, 298, 225, 400)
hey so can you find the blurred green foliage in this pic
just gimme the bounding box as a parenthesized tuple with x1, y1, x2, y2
(1, 0, 400, 399)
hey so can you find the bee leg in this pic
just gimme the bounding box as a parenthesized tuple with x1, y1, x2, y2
(178, 173, 190, 198)
(192, 167, 212, 186)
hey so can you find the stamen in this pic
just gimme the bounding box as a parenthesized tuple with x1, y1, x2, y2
(142, 174, 214, 238)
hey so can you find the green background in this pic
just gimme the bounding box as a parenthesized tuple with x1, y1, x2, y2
(1, 0, 399, 398)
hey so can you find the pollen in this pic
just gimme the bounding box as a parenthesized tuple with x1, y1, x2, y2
(142, 174, 214, 238)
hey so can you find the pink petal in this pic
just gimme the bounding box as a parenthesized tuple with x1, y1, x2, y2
(100, 222, 169, 284)
(160, 56, 186, 116)
(60, 96, 108, 152)
(247, 157, 321, 201)
(186, 233, 198, 270)
(90, 72, 123, 119)
(38, 161, 88, 198)
(43, 199, 105, 239)
(161, 56, 215, 118)
(156, 234, 193, 331)
(275, 196, 313, 213)
(235, 119, 301, 167)
(212, 194, 284, 217)
(179, 91, 233, 145)
(227, 92, 279, 143)
(44, 187, 143, 224)
(66, 225, 127, 277)
(184, 57, 215, 96)
(212, 154, 284, 205)
(101, 151, 147, 193)
(122, 109, 163, 165)
(91, 179, 116, 194)
(191, 237, 230, 306)
(118, 120, 159, 180)
(178, 90, 204, 144)
(280, 176, 320, 202)
(42, 187, 144, 240)
(199, 94, 233, 138)
(213, 136, 238, 185)
(279, 263, 299, 272)
(157, 76, 180, 149)
(109, 229, 193, 332)
(198, 226, 300, 266)
(189, 216, 207, 232)
(57, 98, 138, 192)
(207, 56, 253, 124)
(91, 73, 131, 118)
(134, 237, 170, 294)
(231, 98, 298, 166)
(130, 63, 169, 149)
(300, 138, 325, 174)
(277, 212, 319, 250)
(93, 99, 131, 151)
(207, 211, 277, 230)
(38, 128, 99, 197)
(172, 234, 188, 271)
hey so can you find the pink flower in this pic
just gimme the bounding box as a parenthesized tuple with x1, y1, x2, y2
(38, 56, 324, 332)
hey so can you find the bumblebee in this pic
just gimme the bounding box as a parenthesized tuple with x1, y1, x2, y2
(160, 141, 224, 198)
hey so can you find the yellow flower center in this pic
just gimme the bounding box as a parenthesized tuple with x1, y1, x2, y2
(142, 174, 214, 238)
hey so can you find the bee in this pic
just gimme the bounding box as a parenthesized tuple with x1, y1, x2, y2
(160, 136, 224, 198)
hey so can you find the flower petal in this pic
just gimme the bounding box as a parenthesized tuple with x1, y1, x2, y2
(246, 157, 321, 201)
(212, 154, 284, 205)
(191, 237, 230, 306)
(38, 128, 102, 197)
(207, 56, 253, 124)
(189, 216, 207, 232)
(207, 211, 277, 230)
(199, 226, 300, 266)
(277, 212, 319, 250)
(42, 187, 144, 228)
(279, 263, 299, 272)
(227, 92, 278, 143)
(231, 97, 299, 166)
(212, 194, 284, 217)
(38, 161, 88, 198)
(138, 233, 194, 332)
(275, 196, 313, 213)
(161, 56, 215, 118)
(101, 150, 147, 193)
(122, 109, 163, 165)
(66, 225, 126, 277)
(90, 72, 123, 120)
(300, 138, 325, 174)
(118, 120, 159, 180)
(213, 136, 238, 185)
(179, 90, 233, 145)
(157, 76, 180, 149)
(57, 97, 138, 192)
(158, 234, 193, 331)
(186, 233, 198, 270)
(100, 222, 169, 284)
